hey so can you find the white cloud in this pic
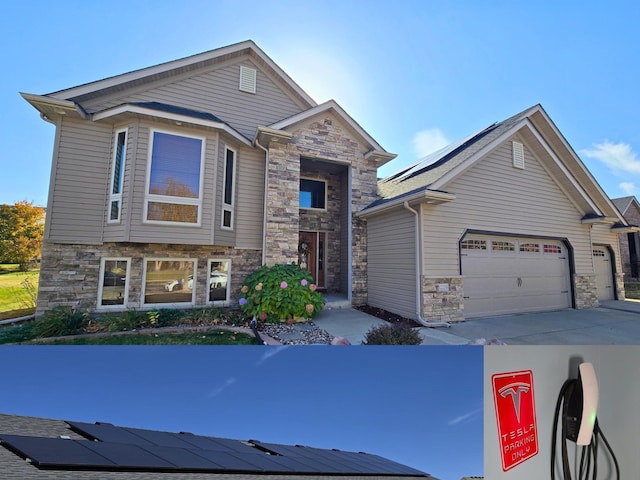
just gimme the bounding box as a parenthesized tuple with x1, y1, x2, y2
(255, 345, 289, 366)
(580, 141, 640, 174)
(447, 407, 483, 426)
(412, 128, 450, 159)
(620, 182, 637, 195)
(208, 377, 237, 398)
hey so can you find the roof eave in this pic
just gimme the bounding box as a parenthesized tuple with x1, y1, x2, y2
(93, 105, 252, 146)
(254, 126, 293, 146)
(357, 190, 456, 218)
(611, 224, 640, 233)
(20, 92, 84, 123)
(365, 149, 397, 167)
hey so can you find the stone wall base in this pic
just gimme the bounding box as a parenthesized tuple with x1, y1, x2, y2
(574, 274, 599, 309)
(615, 272, 626, 300)
(36, 241, 262, 316)
(422, 276, 465, 323)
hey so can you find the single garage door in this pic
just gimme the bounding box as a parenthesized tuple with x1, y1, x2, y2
(461, 235, 572, 318)
(593, 246, 614, 301)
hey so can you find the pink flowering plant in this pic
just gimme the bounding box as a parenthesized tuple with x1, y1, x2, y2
(238, 263, 325, 322)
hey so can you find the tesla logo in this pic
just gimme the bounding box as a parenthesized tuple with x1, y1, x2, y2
(492, 370, 538, 471)
(498, 382, 530, 422)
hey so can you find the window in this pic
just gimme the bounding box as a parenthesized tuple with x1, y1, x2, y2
(143, 259, 196, 306)
(145, 131, 204, 225)
(492, 241, 515, 252)
(222, 147, 236, 229)
(109, 129, 127, 222)
(592, 249, 605, 257)
(300, 179, 326, 209)
(208, 259, 230, 305)
(98, 258, 129, 309)
(520, 243, 540, 253)
(544, 244, 562, 254)
(461, 239, 487, 250)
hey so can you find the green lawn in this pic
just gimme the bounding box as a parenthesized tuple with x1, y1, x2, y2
(36, 329, 258, 345)
(0, 264, 39, 319)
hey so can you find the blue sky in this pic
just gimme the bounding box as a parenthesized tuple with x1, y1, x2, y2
(2, 0, 640, 206)
(0, 346, 483, 480)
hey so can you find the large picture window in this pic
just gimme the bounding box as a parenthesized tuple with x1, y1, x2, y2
(145, 131, 204, 225)
(98, 258, 130, 309)
(143, 259, 196, 306)
(221, 146, 236, 229)
(300, 178, 326, 209)
(208, 259, 230, 305)
(109, 129, 127, 222)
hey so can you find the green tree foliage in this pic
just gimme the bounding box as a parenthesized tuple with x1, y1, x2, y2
(0, 201, 45, 271)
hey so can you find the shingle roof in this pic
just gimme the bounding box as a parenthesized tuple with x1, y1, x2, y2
(376, 105, 539, 203)
(611, 196, 636, 216)
(130, 102, 226, 123)
(0, 414, 434, 478)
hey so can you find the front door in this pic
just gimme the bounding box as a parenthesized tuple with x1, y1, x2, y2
(298, 231, 325, 289)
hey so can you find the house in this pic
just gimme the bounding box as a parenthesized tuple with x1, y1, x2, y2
(22, 40, 396, 315)
(359, 105, 637, 323)
(611, 196, 640, 279)
(0, 413, 436, 479)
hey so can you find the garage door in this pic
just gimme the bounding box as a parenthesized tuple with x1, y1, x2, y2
(461, 235, 572, 318)
(593, 247, 614, 301)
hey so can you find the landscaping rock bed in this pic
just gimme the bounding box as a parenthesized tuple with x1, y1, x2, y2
(259, 322, 333, 345)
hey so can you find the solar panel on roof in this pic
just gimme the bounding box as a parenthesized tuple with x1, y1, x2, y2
(77, 441, 176, 469)
(123, 427, 200, 449)
(136, 445, 225, 470)
(0, 435, 115, 468)
(67, 421, 155, 446)
(188, 449, 264, 472)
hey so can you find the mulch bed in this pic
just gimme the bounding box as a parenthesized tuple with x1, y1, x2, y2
(354, 305, 423, 328)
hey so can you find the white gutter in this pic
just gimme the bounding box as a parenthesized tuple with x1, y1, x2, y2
(357, 190, 455, 219)
(403, 201, 451, 328)
(255, 138, 269, 265)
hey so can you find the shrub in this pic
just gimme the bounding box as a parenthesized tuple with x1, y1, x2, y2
(26, 306, 86, 338)
(238, 263, 324, 322)
(0, 322, 37, 344)
(362, 323, 422, 345)
(106, 309, 147, 332)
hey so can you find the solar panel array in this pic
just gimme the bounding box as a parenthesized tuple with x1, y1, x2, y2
(0, 421, 430, 477)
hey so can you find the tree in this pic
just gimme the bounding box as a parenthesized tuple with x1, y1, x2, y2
(0, 201, 45, 271)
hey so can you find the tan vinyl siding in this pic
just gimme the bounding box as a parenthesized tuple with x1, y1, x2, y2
(127, 122, 216, 245)
(235, 146, 264, 249)
(422, 137, 594, 276)
(46, 118, 111, 243)
(367, 209, 417, 319)
(82, 59, 303, 140)
(591, 223, 622, 270)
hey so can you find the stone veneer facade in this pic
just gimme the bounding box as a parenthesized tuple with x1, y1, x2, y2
(422, 276, 465, 323)
(263, 115, 378, 304)
(573, 274, 599, 309)
(36, 241, 261, 315)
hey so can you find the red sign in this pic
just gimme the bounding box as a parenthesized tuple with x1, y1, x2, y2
(492, 370, 538, 471)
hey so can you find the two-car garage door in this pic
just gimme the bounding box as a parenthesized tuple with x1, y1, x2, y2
(461, 234, 572, 318)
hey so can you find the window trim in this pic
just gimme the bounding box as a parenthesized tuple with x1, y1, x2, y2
(221, 145, 237, 230)
(143, 129, 206, 226)
(108, 128, 127, 223)
(97, 257, 130, 311)
(207, 258, 231, 306)
(141, 257, 197, 307)
(299, 177, 327, 211)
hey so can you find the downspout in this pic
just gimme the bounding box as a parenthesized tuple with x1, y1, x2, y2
(403, 202, 451, 328)
(255, 139, 269, 265)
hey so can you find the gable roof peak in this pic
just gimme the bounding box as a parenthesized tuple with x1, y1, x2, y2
(45, 40, 316, 108)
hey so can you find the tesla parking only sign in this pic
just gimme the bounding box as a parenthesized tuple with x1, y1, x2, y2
(492, 370, 538, 471)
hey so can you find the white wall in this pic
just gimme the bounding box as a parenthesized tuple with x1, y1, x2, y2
(485, 345, 637, 478)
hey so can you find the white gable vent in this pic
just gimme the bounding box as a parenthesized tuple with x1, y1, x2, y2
(512, 141, 525, 169)
(239, 65, 257, 94)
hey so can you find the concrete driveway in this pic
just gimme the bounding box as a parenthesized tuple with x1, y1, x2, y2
(419, 300, 640, 345)
(315, 300, 640, 345)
